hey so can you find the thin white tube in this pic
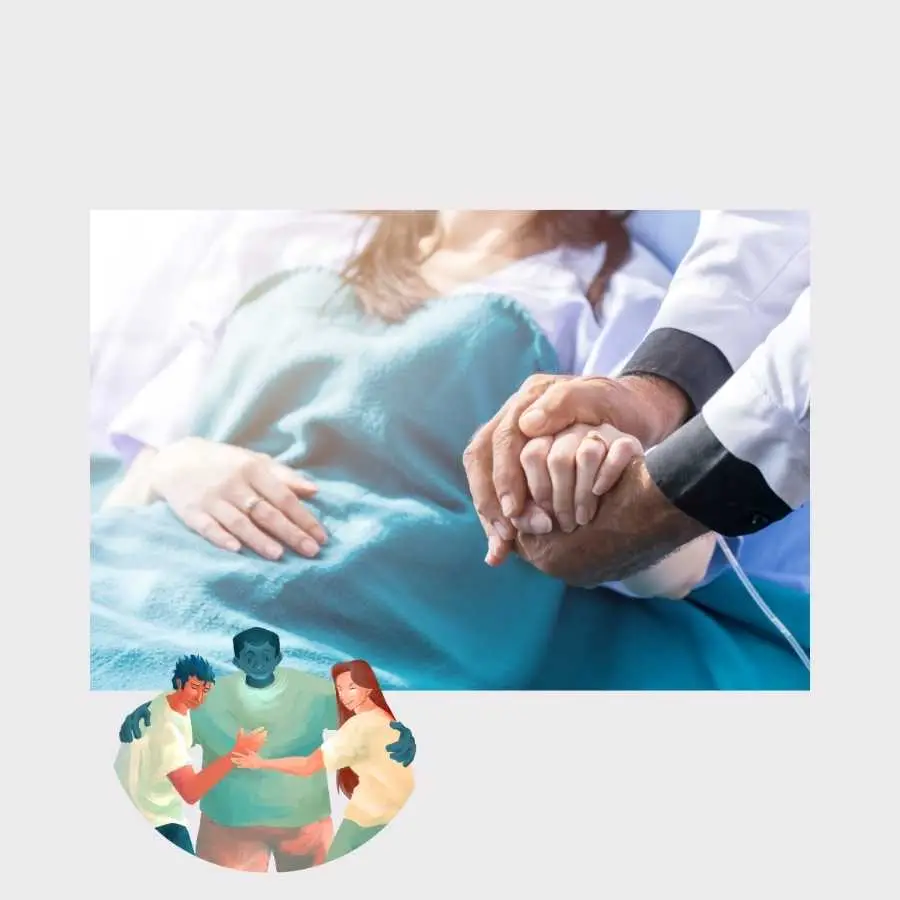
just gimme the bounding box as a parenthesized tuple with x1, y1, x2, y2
(715, 535, 811, 672)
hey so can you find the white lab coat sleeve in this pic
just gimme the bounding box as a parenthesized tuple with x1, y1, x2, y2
(620, 210, 810, 412)
(644, 288, 810, 536)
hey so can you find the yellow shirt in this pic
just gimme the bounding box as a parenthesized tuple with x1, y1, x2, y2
(321, 710, 415, 828)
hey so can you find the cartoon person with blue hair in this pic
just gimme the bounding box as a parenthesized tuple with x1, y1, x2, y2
(114, 654, 267, 855)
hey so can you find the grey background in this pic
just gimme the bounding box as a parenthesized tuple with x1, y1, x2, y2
(5, 0, 897, 896)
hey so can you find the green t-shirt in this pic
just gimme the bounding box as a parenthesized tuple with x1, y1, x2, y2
(191, 667, 338, 828)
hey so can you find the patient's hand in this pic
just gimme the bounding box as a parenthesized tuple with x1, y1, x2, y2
(149, 437, 327, 561)
(513, 423, 643, 535)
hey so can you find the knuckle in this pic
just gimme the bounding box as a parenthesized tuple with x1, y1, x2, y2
(268, 484, 294, 505)
(286, 524, 307, 542)
(519, 440, 547, 467)
(199, 488, 222, 508)
(546, 379, 575, 402)
(297, 513, 319, 532)
(473, 497, 497, 518)
(223, 473, 247, 496)
(220, 508, 243, 530)
(240, 457, 264, 479)
(575, 442, 602, 465)
(546, 442, 571, 469)
(596, 423, 622, 442)
(462, 442, 480, 470)
(519, 536, 564, 578)
(610, 440, 635, 462)
(541, 380, 565, 400)
(493, 424, 521, 452)
(254, 504, 276, 525)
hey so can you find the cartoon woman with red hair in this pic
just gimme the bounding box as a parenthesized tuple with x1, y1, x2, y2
(232, 659, 415, 863)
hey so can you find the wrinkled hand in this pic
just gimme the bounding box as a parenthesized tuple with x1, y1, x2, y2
(513, 423, 643, 536)
(149, 437, 327, 561)
(516, 455, 706, 586)
(118, 701, 152, 743)
(230, 750, 264, 769)
(385, 721, 416, 767)
(231, 726, 268, 756)
(463, 373, 689, 565)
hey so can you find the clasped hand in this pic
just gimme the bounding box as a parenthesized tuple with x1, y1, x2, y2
(477, 417, 644, 565)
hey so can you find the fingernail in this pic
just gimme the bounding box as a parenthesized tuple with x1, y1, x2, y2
(299, 539, 320, 557)
(312, 527, 327, 544)
(500, 495, 515, 517)
(527, 509, 553, 534)
(575, 505, 589, 526)
(492, 519, 514, 541)
(558, 516, 576, 534)
(485, 535, 502, 565)
(265, 545, 284, 560)
(226, 539, 241, 552)
(520, 409, 546, 429)
(591, 480, 607, 496)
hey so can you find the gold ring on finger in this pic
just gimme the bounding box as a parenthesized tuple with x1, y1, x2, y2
(242, 495, 262, 515)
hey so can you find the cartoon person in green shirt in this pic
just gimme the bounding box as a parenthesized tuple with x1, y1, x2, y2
(232, 658, 415, 863)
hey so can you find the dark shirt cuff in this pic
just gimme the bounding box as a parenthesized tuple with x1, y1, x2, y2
(645, 413, 793, 536)
(621, 327, 735, 415)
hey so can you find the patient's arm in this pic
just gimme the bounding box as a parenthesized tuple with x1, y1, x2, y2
(616, 532, 716, 599)
(231, 748, 324, 777)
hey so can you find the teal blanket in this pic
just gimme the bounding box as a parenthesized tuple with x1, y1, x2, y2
(532, 572, 810, 690)
(91, 269, 565, 689)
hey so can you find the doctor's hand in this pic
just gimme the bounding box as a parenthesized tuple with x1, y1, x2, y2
(386, 721, 416, 767)
(463, 373, 689, 566)
(149, 438, 327, 561)
(118, 701, 152, 743)
(513, 423, 643, 537)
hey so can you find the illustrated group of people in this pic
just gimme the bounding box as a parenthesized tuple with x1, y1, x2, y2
(114, 628, 417, 870)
